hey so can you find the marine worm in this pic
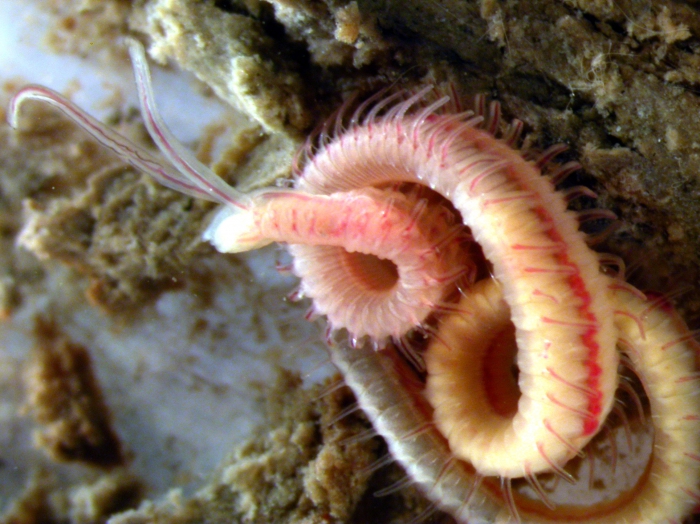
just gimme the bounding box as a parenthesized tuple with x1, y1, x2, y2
(9, 34, 614, 488)
(293, 89, 619, 478)
(9, 40, 472, 343)
(207, 185, 473, 340)
(10, 37, 699, 523)
(605, 281, 700, 523)
(336, 277, 700, 522)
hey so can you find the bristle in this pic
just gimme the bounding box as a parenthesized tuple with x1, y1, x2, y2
(549, 161, 582, 185)
(501, 477, 521, 524)
(535, 143, 569, 168)
(503, 119, 524, 147)
(617, 375, 646, 425)
(562, 185, 598, 203)
(597, 252, 626, 279)
(325, 403, 362, 427)
(359, 452, 395, 476)
(373, 474, 415, 497)
(610, 400, 634, 451)
(524, 470, 555, 510)
(313, 377, 346, 401)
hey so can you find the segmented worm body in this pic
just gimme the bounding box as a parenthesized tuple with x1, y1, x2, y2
(333, 278, 700, 523)
(9, 38, 700, 523)
(207, 186, 472, 340)
(296, 91, 619, 478)
(607, 282, 700, 523)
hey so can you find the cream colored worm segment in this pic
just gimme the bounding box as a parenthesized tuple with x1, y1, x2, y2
(600, 280, 700, 523)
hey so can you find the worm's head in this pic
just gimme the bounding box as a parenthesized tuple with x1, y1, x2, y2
(203, 204, 271, 253)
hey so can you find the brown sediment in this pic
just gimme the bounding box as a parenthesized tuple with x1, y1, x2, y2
(1, 470, 144, 524)
(24, 317, 125, 468)
(18, 163, 212, 312)
(1, 84, 209, 312)
(40, 0, 132, 61)
(107, 371, 434, 524)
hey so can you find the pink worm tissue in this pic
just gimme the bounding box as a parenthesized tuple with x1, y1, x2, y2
(8, 38, 700, 524)
(294, 91, 619, 479)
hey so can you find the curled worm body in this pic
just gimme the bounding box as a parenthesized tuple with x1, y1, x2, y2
(207, 186, 471, 340)
(298, 109, 619, 477)
(10, 38, 699, 522)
